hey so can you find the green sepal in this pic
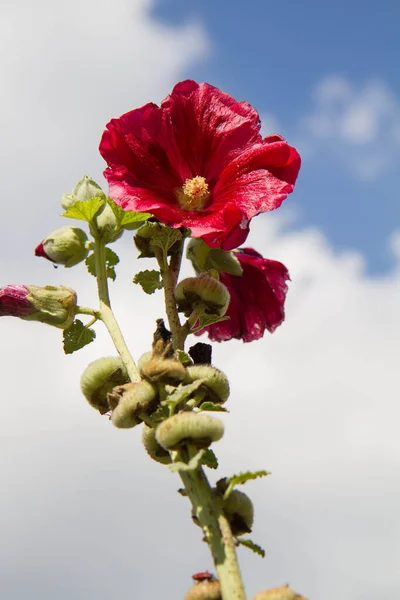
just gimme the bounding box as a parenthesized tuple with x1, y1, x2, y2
(62, 197, 105, 223)
(63, 319, 96, 354)
(201, 448, 218, 469)
(133, 270, 163, 294)
(169, 448, 205, 473)
(107, 198, 151, 229)
(191, 313, 230, 333)
(165, 379, 206, 412)
(228, 470, 270, 487)
(199, 401, 228, 413)
(150, 404, 169, 423)
(85, 248, 120, 281)
(236, 538, 265, 558)
(207, 248, 243, 276)
(176, 349, 192, 366)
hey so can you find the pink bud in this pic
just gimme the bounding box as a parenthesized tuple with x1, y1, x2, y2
(0, 285, 37, 317)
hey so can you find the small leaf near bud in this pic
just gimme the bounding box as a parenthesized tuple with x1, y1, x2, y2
(252, 585, 308, 600)
(80, 357, 129, 414)
(85, 248, 119, 281)
(184, 579, 222, 600)
(107, 197, 151, 230)
(109, 381, 158, 429)
(133, 270, 163, 295)
(63, 319, 96, 353)
(134, 222, 182, 258)
(236, 538, 265, 558)
(35, 226, 89, 268)
(155, 412, 224, 451)
(175, 274, 230, 317)
(142, 425, 171, 465)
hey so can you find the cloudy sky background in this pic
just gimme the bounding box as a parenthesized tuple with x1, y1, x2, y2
(0, 1, 399, 599)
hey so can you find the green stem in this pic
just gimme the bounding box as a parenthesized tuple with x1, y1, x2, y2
(93, 239, 140, 383)
(179, 465, 246, 600)
(156, 235, 246, 599)
(156, 243, 185, 351)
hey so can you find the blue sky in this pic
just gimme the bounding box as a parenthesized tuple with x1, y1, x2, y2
(153, 0, 400, 273)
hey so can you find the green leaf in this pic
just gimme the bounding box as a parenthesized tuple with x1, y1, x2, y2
(199, 402, 228, 412)
(176, 349, 192, 366)
(63, 319, 96, 354)
(150, 226, 182, 256)
(236, 538, 265, 558)
(150, 404, 169, 423)
(85, 254, 96, 277)
(85, 248, 120, 281)
(107, 198, 151, 229)
(201, 448, 218, 469)
(228, 470, 270, 487)
(133, 270, 163, 294)
(191, 313, 230, 333)
(62, 197, 105, 223)
(166, 379, 206, 409)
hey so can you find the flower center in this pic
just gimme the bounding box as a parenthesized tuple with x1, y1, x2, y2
(176, 176, 210, 211)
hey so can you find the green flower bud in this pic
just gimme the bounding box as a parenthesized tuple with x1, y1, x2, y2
(73, 175, 107, 203)
(142, 425, 171, 465)
(185, 365, 230, 405)
(155, 412, 224, 451)
(109, 380, 158, 429)
(95, 203, 123, 244)
(61, 176, 107, 209)
(35, 226, 89, 268)
(222, 489, 254, 536)
(174, 274, 230, 317)
(187, 238, 243, 276)
(80, 357, 129, 414)
(23, 285, 77, 329)
(252, 585, 308, 600)
(185, 580, 222, 600)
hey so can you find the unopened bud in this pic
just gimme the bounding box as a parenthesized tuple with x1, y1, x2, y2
(142, 425, 171, 465)
(156, 412, 224, 451)
(80, 357, 129, 414)
(35, 226, 89, 267)
(185, 365, 230, 405)
(109, 380, 158, 429)
(252, 585, 308, 600)
(185, 579, 222, 600)
(0, 284, 77, 329)
(222, 489, 254, 536)
(175, 274, 230, 317)
(187, 238, 243, 276)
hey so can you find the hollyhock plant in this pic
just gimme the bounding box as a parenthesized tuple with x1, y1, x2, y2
(99, 80, 301, 250)
(197, 248, 290, 343)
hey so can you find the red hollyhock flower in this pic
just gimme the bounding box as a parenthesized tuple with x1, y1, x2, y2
(99, 81, 301, 250)
(197, 248, 289, 342)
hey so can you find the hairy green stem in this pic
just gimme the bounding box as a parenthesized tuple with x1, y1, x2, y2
(93, 239, 140, 382)
(156, 243, 185, 350)
(179, 466, 246, 600)
(158, 236, 246, 599)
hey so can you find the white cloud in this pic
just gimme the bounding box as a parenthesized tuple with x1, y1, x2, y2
(0, 5, 400, 600)
(299, 75, 400, 180)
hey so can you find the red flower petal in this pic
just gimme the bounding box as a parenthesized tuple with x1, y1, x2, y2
(99, 81, 301, 249)
(197, 248, 290, 343)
